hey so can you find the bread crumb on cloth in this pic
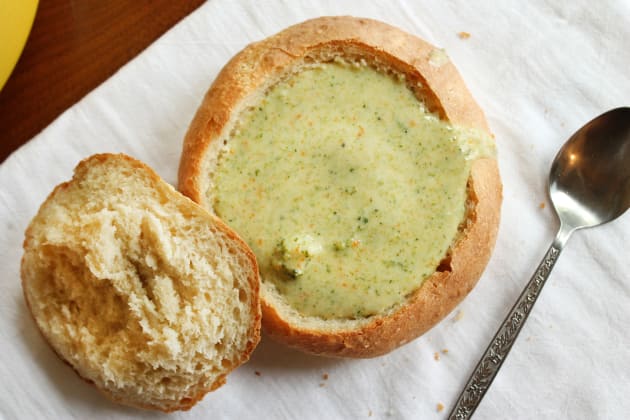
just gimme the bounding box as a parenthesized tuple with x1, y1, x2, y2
(437, 403, 445, 412)
(457, 31, 471, 39)
(453, 310, 464, 322)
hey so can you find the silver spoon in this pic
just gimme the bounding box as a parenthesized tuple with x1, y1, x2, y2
(449, 107, 630, 419)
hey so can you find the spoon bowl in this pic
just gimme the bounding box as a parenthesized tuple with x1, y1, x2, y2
(550, 107, 630, 230)
(449, 107, 630, 419)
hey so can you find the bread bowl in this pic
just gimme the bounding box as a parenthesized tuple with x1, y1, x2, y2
(21, 154, 260, 411)
(178, 16, 502, 357)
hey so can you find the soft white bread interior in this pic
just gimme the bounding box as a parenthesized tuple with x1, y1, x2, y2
(179, 17, 502, 357)
(21, 154, 260, 411)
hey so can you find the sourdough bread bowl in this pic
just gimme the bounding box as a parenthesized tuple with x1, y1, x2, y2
(179, 16, 502, 357)
(21, 154, 260, 411)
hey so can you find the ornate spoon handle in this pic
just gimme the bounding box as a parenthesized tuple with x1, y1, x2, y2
(448, 226, 573, 419)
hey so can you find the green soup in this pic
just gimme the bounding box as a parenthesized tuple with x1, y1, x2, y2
(212, 62, 493, 319)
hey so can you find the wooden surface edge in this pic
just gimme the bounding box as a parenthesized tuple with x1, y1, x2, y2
(0, 0, 205, 163)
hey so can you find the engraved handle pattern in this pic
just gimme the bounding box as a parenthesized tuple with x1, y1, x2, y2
(448, 243, 563, 420)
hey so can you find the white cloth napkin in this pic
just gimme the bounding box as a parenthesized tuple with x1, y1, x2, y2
(1, 1, 628, 418)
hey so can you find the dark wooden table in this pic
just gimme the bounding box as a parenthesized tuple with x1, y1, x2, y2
(0, 0, 204, 163)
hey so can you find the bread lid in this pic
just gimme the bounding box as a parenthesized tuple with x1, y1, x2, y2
(21, 154, 261, 411)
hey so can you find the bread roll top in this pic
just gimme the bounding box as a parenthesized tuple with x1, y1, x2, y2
(22, 154, 260, 411)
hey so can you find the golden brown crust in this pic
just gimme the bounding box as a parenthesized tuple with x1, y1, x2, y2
(179, 17, 501, 357)
(21, 153, 261, 411)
